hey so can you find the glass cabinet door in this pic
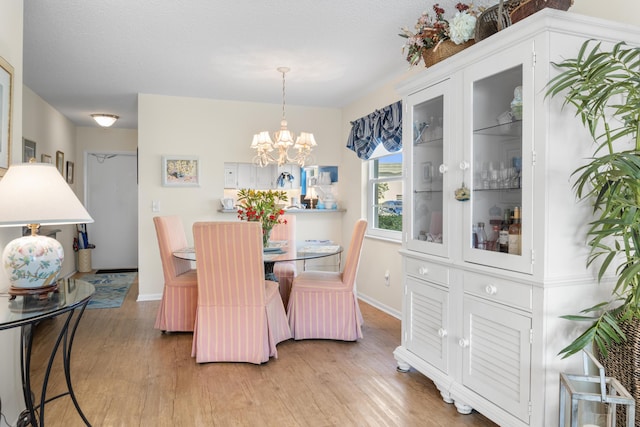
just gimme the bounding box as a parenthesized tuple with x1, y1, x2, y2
(405, 79, 452, 258)
(462, 45, 533, 274)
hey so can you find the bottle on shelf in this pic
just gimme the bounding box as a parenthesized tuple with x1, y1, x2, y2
(508, 206, 522, 255)
(472, 224, 478, 249)
(476, 222, 487, 250)
(489, 224, 500, 251)
(498, 208, 510, 253)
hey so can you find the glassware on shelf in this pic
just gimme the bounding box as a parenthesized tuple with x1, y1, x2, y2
(512, 156, 522, 188)
(488, 224, 500, 251)
(476, 222, 488, 250)
(414, 121, 428, 144)
(511, 86, 523, 120)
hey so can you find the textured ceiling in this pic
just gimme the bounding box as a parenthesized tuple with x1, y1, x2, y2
(23, 0, 498, 129)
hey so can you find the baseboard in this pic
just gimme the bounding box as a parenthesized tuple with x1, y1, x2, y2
(137, 293, 162, 302)
(357, 293, 401, 319)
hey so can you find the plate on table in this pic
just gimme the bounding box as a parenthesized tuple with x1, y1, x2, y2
(263, 247, 284, 253)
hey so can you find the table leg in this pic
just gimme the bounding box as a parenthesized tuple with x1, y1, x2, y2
(264, 261, 278, 282)
(37, 311, 75, 425)
(20, 324, 37, 427)
(61, 302, 91, 426)
(20, 301, 92, 426)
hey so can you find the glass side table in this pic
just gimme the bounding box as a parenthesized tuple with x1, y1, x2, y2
(0, 278, 95, 426)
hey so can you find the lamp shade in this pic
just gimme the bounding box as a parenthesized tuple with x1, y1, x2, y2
(0, 163, 93, 226)
(0, 163, 93, 291)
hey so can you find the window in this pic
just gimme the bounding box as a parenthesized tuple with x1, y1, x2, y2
(367, 149, 403, 240)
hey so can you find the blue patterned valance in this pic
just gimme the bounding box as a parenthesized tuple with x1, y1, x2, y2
(346, 100, 402, 160)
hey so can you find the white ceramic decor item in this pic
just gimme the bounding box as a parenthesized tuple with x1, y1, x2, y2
(3, 234, 64, 288)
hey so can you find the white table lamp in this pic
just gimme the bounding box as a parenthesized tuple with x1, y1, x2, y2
(0, 163, 94, 296)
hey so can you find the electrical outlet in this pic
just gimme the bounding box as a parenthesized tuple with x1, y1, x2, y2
(384, 270, 390, 287)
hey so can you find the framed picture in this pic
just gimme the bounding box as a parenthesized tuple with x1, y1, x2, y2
(56, 150, 64, 175)
(66, 161, 74, 184)
(162, 156, 199, 187)
(22, 138, 36, 163)
(0, 55, 14, 177)
(41, 154, 52, 164)
(23, 139, 36, 162)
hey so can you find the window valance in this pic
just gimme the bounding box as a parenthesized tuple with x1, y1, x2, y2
(346, 101, 402, 160)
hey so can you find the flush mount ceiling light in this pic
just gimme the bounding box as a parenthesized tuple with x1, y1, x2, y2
(251, 67, 316, 167)
(90, 113, 119, 127)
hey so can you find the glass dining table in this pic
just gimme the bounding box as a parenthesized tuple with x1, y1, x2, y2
(173, 240, 343, 281)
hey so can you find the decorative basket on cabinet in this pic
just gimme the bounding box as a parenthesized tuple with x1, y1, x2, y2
(422, 39, 475, 68)
(475, 0, 573, 42)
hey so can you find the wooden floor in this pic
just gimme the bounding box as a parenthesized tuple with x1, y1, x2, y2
(28, 274, 498, 427)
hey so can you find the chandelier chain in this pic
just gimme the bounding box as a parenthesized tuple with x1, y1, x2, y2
(251, 66, 316, 167)
(281, 69, 286, 120)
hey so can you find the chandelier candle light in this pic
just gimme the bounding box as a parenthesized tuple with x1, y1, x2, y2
(251, 67, 316, 167)
(0, 162, 94, 296)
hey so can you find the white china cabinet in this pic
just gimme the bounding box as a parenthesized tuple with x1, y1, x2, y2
(394, 10, 640, 427)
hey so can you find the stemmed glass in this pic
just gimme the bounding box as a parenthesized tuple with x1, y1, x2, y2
(512, 157, 522, 188)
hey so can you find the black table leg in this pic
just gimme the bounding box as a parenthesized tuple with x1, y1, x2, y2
(264, 261, 278, 282)
(20, 300, 92, 426)
(61, 302, 91, 425)
(20, 324, 37, 427)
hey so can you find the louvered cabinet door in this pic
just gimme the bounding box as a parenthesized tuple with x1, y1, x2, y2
(405, 277, 450, 374)
(461, 296, 531, 423)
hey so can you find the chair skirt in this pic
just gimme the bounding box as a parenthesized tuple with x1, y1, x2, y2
(154, 270, 198, 332)
(274, 261, 296, 308)
(191, 281, 291, 364)
(287, 271, 363, 341)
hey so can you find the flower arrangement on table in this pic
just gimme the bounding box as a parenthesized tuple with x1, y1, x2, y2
(236, 189, 288, 246)
(399, 2, 479, 67)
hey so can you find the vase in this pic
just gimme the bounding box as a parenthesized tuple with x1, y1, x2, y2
(262, 225, 272, 247)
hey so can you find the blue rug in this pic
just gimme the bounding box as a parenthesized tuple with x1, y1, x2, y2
(81, 272, 137, 309)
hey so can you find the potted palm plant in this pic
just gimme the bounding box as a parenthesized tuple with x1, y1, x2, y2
(547, 39, 640, 419)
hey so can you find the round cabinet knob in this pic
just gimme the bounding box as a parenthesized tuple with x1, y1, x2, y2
(459, 161, 470, 170)
(484, 284, 498, 295)
(439, 164, 448, 174)
(438, 328, 448, 338)
(418, 267, 428, 275)
(458, 338, 470, 348)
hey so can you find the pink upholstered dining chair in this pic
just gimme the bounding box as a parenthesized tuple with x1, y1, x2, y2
(269, 214, 296, 308)
(153, 216, 198, 332)
(287, 219, 367, 341)
(191, 221, 292, 364)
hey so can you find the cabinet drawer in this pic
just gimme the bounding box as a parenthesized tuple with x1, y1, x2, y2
(463, 272, 532, 311)
(405, 258, 449, 286)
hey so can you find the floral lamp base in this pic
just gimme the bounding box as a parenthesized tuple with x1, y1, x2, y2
(2, 234, 63, 297)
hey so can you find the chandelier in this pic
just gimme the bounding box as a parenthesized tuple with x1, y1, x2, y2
(251, 67, 316, 167)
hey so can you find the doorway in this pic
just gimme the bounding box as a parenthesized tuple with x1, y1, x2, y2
(85, 152, 138, 269)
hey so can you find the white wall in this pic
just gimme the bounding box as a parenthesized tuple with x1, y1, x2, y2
(339, 71, 421, 316)
(570, 0, 640, 25)
(75, 126, 138, 205)
(22, 86, 79, 278)
(137, 94, 343, 300)
(0, 2, 24, 425)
